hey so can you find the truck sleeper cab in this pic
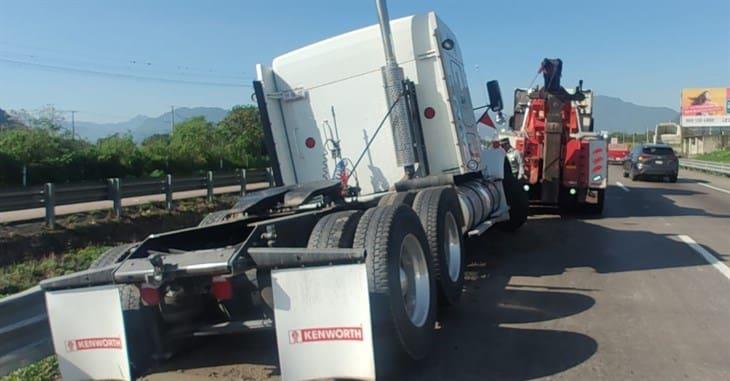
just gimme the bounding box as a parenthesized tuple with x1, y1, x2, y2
(40, 6, 529, 379)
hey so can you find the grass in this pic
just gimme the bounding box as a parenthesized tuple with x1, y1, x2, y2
(0, 246, 109, 380)
(1, 357, 58, 381)
(0, 246, 107, 298)
(695, 148, 730, 163)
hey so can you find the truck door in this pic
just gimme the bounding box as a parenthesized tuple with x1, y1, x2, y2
(443, 57, 480, 168)
(277, 92, 330, 184)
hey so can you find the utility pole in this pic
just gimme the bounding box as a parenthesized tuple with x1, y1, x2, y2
(170, 105, 175, 136)
(70, 110, 77, 140)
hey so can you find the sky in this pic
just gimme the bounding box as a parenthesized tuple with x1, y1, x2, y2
(1, 0, 728, 123)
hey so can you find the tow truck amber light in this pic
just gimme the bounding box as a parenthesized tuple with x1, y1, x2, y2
(140, 284, 160, 305)
(211, 276, 233, 300)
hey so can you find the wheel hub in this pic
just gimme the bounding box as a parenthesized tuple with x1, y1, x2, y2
(399, 234, 430, 327)
(444, 212, 462, 282)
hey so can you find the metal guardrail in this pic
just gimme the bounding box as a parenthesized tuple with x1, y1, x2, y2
(0, 168, 274, 227)
(679, 159, 730, 176)
(0, 286, 51, 377)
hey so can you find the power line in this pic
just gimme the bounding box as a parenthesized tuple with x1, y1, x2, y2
(0, 40, 249, 80)
(0, 56, 252, 88)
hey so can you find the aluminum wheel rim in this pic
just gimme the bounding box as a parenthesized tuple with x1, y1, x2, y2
(399, 233, 430, 327)
(444, 212, 462, 282)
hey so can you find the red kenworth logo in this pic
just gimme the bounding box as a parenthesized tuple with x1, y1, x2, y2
(288, 326, 363, 344)
(65, 337, 123, 352)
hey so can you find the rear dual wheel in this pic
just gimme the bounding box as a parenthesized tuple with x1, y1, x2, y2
(353, 205, 436, 361)
(89, 244, 156, 375)
(307, 206, 438, 361)
(411, 187, 465, 305)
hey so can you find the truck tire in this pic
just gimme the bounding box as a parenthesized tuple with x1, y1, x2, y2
(498, 161, 529, 232)
(89, 245, 156, 376)
(199, 210, 231, 226)
(307, 210, 363, 248)
(411, 187, 465, 306)
(630, 168, 639, 181)
(89, 243, 137, 268)
(377, 191, 416, 207)
(353, 205, 436, 361)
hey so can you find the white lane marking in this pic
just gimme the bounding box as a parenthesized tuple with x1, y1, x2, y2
(697, 182, 730, 195)
(678, 235, 730, 280)
(615, 181, 630, 192)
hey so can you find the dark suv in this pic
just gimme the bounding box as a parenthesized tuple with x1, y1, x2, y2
(623, 144, 678, 182)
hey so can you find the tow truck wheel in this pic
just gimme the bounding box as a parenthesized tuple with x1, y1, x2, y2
(498, 160, 529, 232)
(412, 187, 465, 305)
(378, 191, 416, 207)
(307, 210, 363, 248)
(354, 205, 436, 361)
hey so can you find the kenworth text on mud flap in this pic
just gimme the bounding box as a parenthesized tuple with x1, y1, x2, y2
(39, 1, 528, 379)
(501, 59, 608, 214)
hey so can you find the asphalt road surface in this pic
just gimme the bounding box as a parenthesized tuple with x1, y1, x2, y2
(141, 167, 730, 381)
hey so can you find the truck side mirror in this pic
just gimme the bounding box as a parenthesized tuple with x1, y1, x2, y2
(487, 80, 503, 112)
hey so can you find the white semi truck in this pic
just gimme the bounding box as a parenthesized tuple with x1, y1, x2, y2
(40, 1, 528, 379)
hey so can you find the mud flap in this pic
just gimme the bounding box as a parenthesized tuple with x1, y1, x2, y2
(272, 263, 375, 381)
(585, 189, 599, 204)
(46, 286, 131, 381)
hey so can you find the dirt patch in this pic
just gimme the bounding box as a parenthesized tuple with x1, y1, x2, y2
(0, 196, 238, 266)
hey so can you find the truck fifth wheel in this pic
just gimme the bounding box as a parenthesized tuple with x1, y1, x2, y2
(39, 1, 528, 378)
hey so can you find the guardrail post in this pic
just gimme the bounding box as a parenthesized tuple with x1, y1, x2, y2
(43, 182, 55, 229)
(267, 167, 274, 188)
(108, 178, 122, 218)
(239, 168, 247, 197)
(165, 174, 173, 210)
(206, 171, 214, 202)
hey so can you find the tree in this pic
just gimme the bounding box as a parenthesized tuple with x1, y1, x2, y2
(216, 105, 266, 167)
(140, 134, 171, 173)
(96, 133, 142, 177)
(10, 106, 65, 132)
(169, 116, 219, 171)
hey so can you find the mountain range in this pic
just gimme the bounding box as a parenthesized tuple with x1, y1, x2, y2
(63, 107, 229, 142)
(592, 95, 679, 134)
(58, 95, 678, 142)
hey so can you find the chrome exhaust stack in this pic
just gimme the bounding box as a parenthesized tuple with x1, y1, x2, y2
(375, 0, 416, 173)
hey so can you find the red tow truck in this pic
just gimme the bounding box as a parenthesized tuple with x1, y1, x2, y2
(503, 58, 607, 213)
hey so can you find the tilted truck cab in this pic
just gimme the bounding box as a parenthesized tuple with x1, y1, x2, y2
(256, 12, 503, 193)
(40, 2, 529, 379)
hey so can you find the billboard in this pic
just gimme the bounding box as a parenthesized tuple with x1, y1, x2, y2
(681, 87, 730, 127)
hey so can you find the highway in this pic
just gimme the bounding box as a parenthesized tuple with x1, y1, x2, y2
(133, 167, 729, 380)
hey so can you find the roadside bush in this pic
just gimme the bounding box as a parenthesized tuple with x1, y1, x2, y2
(0, 106, 269, 187)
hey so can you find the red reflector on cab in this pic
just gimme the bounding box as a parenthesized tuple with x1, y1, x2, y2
(211, 276, 233, 301)
(424, 107, 436, 119)
(492, 140, 501, 149)
(139, 284, 160, 306)
(305, 137, 316, 149)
